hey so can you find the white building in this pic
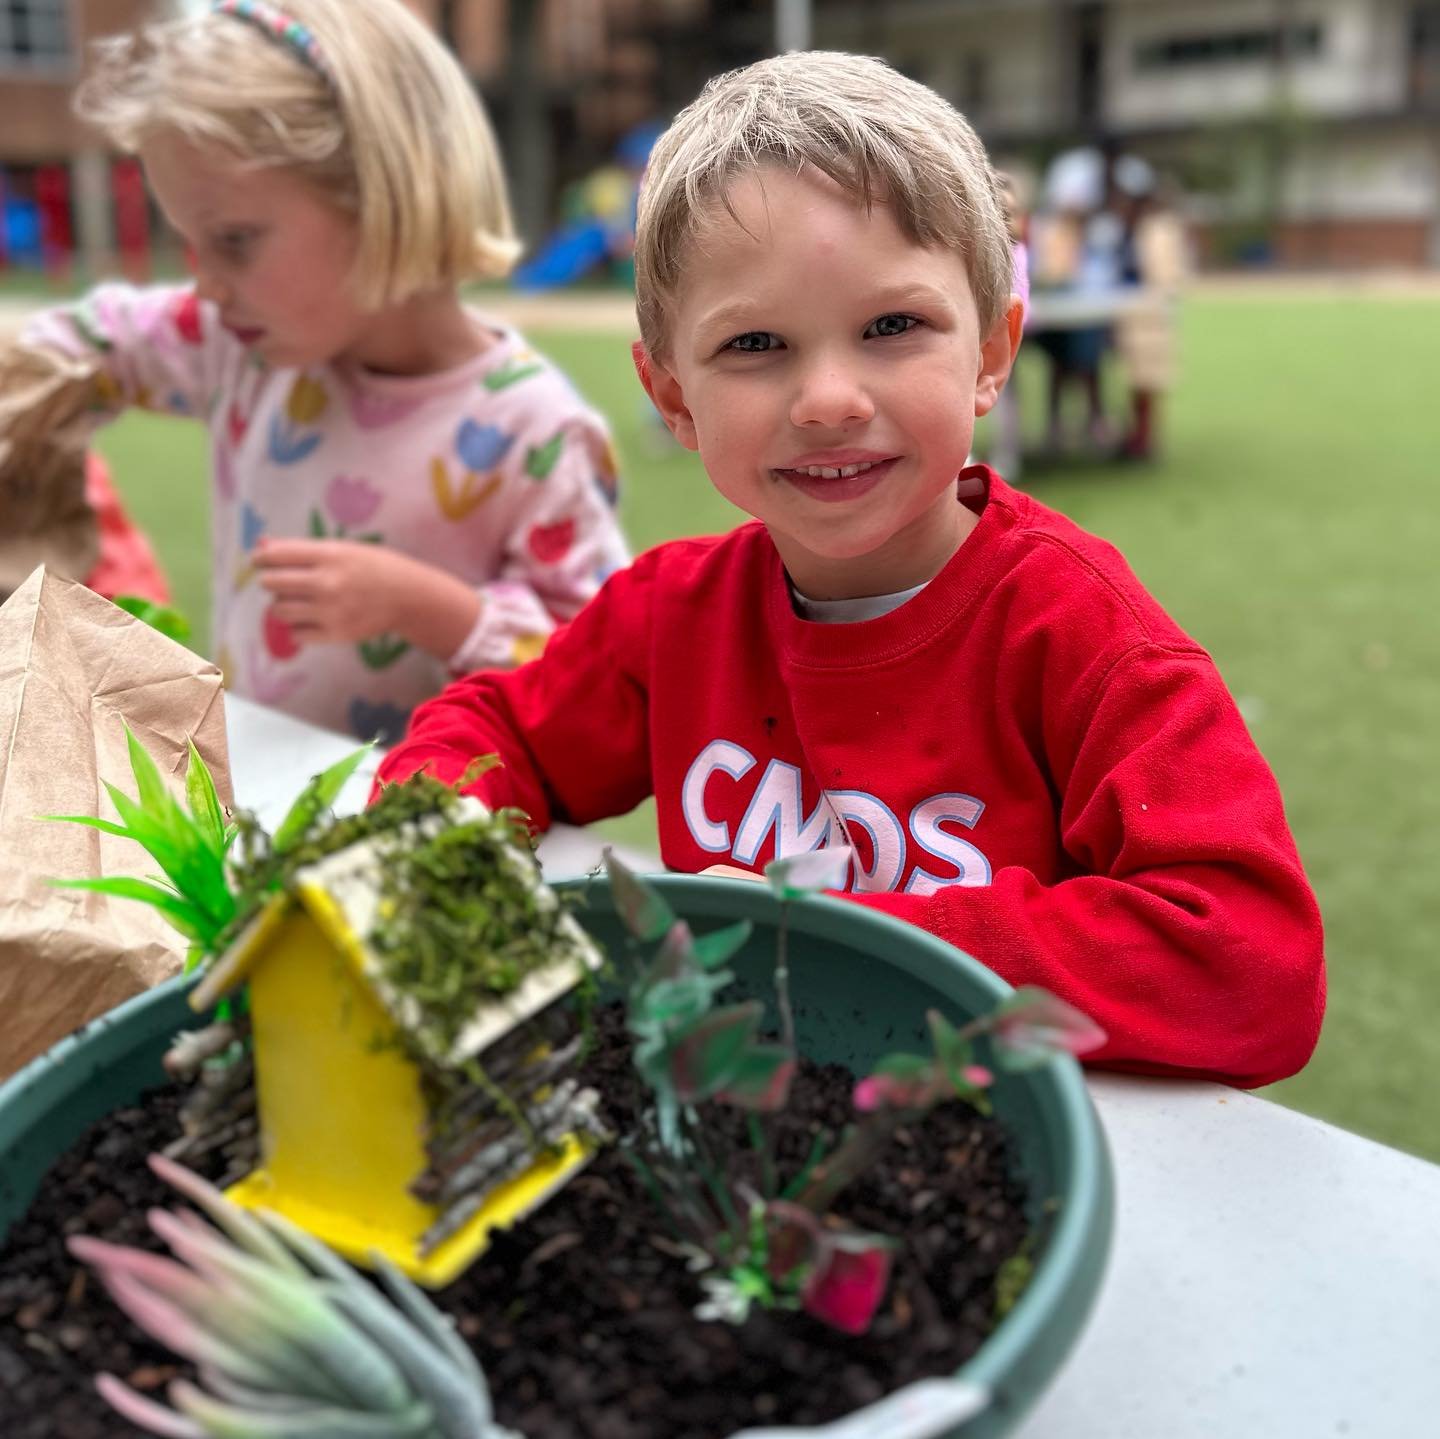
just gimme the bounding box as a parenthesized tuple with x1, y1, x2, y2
(815, 0, 1440, 267)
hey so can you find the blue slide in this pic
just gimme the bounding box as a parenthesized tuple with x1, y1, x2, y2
(514, 220, 611, 291)
(2, 196, 42, 265)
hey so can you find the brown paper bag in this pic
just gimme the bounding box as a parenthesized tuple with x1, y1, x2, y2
(0, 339, 104, 601)
(0, 567, 232, 1078)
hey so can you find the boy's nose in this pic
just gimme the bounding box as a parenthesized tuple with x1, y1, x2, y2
(790, 363, 875, 430)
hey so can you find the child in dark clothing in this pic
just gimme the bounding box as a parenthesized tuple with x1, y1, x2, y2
(377, 52, 1324, 1087)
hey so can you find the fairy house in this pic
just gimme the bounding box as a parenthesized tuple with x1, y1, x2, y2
(187, 797, 606, 1288)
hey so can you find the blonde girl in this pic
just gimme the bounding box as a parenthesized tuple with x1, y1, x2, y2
(15, 0, 628, 743)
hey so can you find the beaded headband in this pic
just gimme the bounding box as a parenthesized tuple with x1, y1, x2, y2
(212, 0, 330, 83)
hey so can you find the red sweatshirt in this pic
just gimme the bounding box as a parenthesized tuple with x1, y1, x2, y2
(378, 470, 1325, 1086)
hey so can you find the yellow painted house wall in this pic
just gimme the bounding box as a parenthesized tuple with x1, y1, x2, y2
(227, 908, 436, 1253)
(219, 897, 597, 1287)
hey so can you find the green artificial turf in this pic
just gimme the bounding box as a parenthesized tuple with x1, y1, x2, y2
(88, 293, 1440, 1160)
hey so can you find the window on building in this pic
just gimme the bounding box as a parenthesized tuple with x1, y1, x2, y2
(0, 0, 71, 69)
(1135, 24, 1324, 73)
(1411, 4, 1440, 103)
(1413, 4, 1440, 52)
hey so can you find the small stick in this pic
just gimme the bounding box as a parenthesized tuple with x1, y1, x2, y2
(162, 1114, 258, 1164)
(412, 1115, 512, 1202)
(433, 1082, 583, 1205)
(429, 1036, 584, 1136)
(420, 1092, 603, 1255)
(178, 1067, 254, 1136)
(163, 1023, 239, 1077)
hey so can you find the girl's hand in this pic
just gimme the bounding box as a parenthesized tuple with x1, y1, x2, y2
(254, 538, 480, 655)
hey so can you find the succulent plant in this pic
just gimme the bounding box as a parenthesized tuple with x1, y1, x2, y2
(69, 1153, 520, 1439)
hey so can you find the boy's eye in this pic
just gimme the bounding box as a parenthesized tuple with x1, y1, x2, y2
(865, 313, 919, 339)
(725, 331, 780, 354)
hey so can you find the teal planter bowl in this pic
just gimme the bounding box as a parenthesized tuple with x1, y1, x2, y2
(0, 876, 1112, 1437)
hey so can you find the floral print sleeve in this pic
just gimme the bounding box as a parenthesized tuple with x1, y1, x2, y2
(22, 283, 236, 423)
(447, 411, 630, 674)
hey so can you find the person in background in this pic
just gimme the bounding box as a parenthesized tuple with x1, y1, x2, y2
(1028, 146, 1123, 455)
(1112, 157, 1189, 463)
(3, 0, 628, 744)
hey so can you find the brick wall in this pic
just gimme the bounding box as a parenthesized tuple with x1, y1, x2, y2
(0, 0, 153, 162)
(1195, 217, 1431, 268)
(0, 81, 77, 162)
(1272, 218, 1431, 268)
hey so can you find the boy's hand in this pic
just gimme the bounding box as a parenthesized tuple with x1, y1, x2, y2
(701, 864, 763, 882)
(254, 538, 480, 656)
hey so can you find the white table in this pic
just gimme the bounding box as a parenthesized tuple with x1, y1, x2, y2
(223, 694, 654, 878)
(1016, 1080, 1440, 1438)
(225, 696, 1440, 1439)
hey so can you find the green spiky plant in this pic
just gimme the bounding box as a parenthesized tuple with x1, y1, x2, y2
(45, 730, 371, 968)
(113, 595, 193, 646)
(46, 727, 239, 964)
(70, 1153, 519, 1439)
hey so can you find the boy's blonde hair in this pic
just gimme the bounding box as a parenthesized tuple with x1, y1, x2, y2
(635, 51, 1013, 359)
(76, 0, 520, 308)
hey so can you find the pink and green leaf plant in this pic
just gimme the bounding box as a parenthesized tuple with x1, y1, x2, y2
(763, 845, 851, 1053)
(602, 850, 1106, 1338)
(69, 1153, 519, 1439)
(990, 986, 1109, 1070)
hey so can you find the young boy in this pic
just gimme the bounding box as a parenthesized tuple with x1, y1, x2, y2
(377, 52, 1324, 1087)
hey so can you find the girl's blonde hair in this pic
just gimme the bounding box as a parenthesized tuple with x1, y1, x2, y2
(635, 51, 1013, 359)
(76, 0, 520, 308)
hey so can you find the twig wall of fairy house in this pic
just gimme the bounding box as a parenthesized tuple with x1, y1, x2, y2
(184, 797, 606, 1288)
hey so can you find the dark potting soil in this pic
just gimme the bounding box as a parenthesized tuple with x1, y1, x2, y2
(0, 1006, 1031, 1439)
(0, 1089, 218, 1439)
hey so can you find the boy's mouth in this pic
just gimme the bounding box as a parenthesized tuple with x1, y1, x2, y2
(774, 456, 897, 502)
(790, 460, 880, 479)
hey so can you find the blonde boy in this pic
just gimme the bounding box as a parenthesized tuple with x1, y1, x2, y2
(380, 53, 1324, 1086)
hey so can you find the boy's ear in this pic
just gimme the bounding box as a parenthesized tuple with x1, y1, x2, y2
(632, 339, 699, 451)
(974, 295, 1025, 418)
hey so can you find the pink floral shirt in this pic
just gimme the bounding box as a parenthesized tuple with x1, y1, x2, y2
(26, 285, 629, 742)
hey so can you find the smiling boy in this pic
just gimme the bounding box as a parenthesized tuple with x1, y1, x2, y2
(643, 154, 1019, 602)
(378, 52, 1324, 1085)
